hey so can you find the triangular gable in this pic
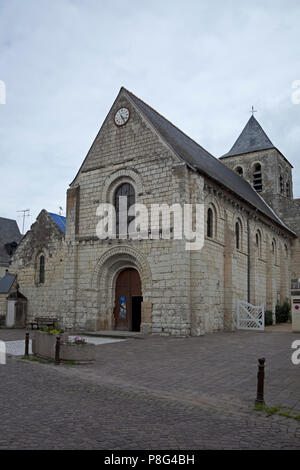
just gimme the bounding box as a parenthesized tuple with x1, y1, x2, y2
(69, 87, 183, 186)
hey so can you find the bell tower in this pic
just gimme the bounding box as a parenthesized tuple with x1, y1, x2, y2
(220, 112, 300, 284)
(219, 114, 294, 208)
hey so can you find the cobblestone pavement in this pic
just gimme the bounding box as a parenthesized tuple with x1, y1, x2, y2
(0, 328, 300, 449)
(63, 329, 300, 416)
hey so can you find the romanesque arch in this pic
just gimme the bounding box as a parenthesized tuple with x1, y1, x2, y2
(204, 194, 222, 242)
(102, 168, 145, 204)
(91, 245, 152, 330)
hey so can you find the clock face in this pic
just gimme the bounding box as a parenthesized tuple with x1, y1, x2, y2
(114, 107, 130, 126)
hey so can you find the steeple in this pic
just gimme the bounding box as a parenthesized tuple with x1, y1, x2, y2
(220, 115, 275, 159)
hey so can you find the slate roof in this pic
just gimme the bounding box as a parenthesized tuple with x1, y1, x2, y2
(48, 213, 66, 234)
(220, 115, 275, 159)
(123, 88, 295, 235)
(0, 218, 22, 265)
(0, 273, 16, 294)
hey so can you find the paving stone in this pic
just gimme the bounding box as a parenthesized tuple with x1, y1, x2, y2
(0, 328, 299, 449)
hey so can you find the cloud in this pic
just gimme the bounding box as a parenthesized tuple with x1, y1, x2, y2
(0, 0, 300, 231)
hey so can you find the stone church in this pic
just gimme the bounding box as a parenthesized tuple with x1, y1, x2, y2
(8, 87, 300, 335)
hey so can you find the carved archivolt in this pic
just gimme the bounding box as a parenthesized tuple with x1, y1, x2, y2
(91, 245, 152, 292)
(90, 245, 152, 326)
(102, 168, 144, 203)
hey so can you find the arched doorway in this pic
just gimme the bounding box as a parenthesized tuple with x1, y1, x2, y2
(114, 268, 143, 331)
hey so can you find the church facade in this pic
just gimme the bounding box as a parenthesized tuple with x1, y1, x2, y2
(9, 88, 299, 335)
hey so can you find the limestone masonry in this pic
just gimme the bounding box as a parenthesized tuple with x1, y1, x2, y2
(6, 88, 300, 335)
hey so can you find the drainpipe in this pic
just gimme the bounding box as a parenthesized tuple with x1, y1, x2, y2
(247, 218, 251, 303)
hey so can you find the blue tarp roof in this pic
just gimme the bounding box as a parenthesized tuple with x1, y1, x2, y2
(48, 213, 66, 234)
(0, 273, 16, 293)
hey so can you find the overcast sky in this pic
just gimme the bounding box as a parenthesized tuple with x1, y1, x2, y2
(0, 0, 300, 233)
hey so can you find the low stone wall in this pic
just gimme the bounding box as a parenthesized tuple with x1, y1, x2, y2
(32, 331, 62, 359)
(32, 331, 95, 363)
(60, 343, 95, 363)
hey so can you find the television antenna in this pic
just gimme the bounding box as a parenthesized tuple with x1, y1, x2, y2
(17, 209, 30, 234)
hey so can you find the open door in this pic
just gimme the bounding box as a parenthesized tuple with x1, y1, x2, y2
(114, 268, 142, 331)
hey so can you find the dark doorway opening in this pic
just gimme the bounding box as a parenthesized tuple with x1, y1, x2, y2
(132, 296, 143, 332)
(114, 268, 142, 331)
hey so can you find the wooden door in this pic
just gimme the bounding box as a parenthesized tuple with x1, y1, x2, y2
(114, 268, 142, 331)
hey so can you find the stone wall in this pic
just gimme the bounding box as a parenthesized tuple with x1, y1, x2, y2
(262, 194, 300, 281)
(189, 177, 292, 334)
(10, 211, 65, 326)
(221, 147, 298, 290)
(62, 91, 193, 335)
(221, 148, 293, 201)
(62, 89, 293, 335)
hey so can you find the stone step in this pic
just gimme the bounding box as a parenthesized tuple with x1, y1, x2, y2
(80, 330, 146, 340)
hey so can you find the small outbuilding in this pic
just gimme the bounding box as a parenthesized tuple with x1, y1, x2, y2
(0, 272, 27, 328)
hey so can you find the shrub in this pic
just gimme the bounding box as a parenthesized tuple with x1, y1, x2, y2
(275, 300, 291, 324)
(40, 327, 64, 335)
(265, 310, 273, 326)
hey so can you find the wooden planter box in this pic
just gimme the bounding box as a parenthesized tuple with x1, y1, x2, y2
(32, 331, 95, 363)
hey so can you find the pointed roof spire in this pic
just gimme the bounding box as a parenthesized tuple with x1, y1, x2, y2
(220, 114, 275, 159)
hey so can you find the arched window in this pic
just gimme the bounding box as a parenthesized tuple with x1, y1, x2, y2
(255, 230, 262, 258)
(279, 175, 284, 194)
(253, 163, 262, 192)
(286, 181, 290, 198)
(114, 183, 135, 236)
(271, 239, 277, 265)
(235, 166, 243, 177)
(207, 208, 214, 238)
(39, 255, 45, 284)
(235, 221, 241, 250)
